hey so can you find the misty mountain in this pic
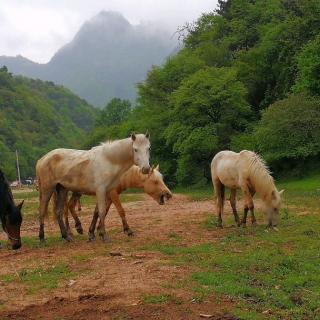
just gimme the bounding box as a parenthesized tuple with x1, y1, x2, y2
(0, 11, 177, 107)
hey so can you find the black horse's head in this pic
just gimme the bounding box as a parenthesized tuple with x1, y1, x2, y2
(0, 170, 24, 250)
(3, 201, 24, 250)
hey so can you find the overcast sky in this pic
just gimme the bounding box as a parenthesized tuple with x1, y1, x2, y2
(0, 0, 217, 63)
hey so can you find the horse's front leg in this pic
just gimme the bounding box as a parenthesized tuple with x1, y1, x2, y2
(96, 190, 108, 242)
(110, 190, 133, 236)
(88, 199, 112, 241)
(241, 185, 256, 227)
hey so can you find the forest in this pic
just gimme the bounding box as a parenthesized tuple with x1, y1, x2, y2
(0, 66, 97, 180)
(1, 0, 320, 186)
(87, 0, 320, 186)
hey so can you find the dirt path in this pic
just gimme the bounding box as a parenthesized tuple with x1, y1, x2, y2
(0, 194, 256, 319)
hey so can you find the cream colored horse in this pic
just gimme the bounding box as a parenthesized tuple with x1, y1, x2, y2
(36, 133, 151, 241)
(211, 150, 283, 228)
(62, 165, 172, 240)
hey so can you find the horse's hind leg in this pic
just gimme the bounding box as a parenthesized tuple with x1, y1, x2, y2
(63, 197, 73, 237)
(230, 189, 241, 227)
(39, 188, 54, 242)
(68, 193, 83, 234)
(56, 185, 72, 241)
(214, 179, 225, 228)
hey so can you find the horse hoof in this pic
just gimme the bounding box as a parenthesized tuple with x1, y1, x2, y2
(64, 235, 73, 242)
(88, 233, 95, 242)
(76, 226, 84, 235)
(99, 234, 109, 242)
(273, 227, 279, 232)
(127, 230, 134, 237)
(217, 224, 223, 229)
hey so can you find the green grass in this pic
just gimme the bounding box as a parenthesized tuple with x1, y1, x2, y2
(142, 293, 182, 305)
(1, 263, 76, 294)
(140, 213, 320, 319)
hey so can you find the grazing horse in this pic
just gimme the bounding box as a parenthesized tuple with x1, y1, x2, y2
(0, 170, 24, 249)
(36, 133, 151, 242)
(61, 165, 172, 239)
(211, 150, 283, 228)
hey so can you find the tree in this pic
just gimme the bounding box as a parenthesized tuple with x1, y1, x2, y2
(96, 98, 131, 127)
(253, 94, 320, 165)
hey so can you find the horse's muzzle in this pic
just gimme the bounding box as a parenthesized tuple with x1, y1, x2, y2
(11, 240, 22, 250)
(142, 167, 150, 174)
(159, 192, 172, 205)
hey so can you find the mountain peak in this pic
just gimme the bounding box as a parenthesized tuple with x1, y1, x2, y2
(87, 10, 131, 31)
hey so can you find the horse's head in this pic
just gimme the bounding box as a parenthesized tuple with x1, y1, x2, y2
(143, 165, 172, 205)
(5, 200, 23, 250)
(131, 132, 151, 174)
(264, 190, 284, 227)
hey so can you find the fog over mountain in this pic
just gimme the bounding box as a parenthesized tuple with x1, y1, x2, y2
(0, 11, 178, 107)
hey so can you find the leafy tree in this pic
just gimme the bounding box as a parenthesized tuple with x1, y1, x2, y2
(294, 35, 320, 95)
(96, 98, 131, 127)
(253, 94, 320, 164)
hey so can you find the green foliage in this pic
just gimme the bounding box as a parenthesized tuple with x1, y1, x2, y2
(294, 34, 320, 95)
(0, 68, 97, 180)
(253, 94, 320, 164)
(84, 0, 320, 185)
(96, 98, 131, 127)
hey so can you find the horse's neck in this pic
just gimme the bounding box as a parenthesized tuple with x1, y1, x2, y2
(118, 167, 144, 192)
(249, 170, 276, 200)
(103, 138, 133, 166)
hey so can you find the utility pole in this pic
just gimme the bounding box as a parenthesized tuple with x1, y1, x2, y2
(15, 149, 21, 187)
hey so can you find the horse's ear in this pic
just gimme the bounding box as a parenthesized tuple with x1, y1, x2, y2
(131, 132, 136, 141)
(155, 164, 159, 171)
(17, 200, 24, 210)
(279, 189, 285, 195)
(145, 130, 150, 139)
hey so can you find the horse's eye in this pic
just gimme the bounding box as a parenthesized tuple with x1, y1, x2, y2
(134, 148, 138, 152)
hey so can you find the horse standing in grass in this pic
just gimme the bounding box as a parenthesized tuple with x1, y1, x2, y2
(36, 133, 151, 242)
(211, 150, 283, 229)
(0, 170, 24, 249)
(61, 164, 172, 239)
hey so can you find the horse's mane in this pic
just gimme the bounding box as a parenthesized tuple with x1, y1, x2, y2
(241, 151, 276, 195)
(0, 169, 21, 227)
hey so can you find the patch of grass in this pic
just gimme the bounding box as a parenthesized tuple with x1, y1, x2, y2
(13, 190, 39, 200)
(142, 293, 182, 305)
(22, 234, 85, 249)
(140, 212, 320, 319)
(1, 263, 76, 294)
(202, 214, 218, 230)
(120, 194, 143, 203)
(72, 254, 92, 262)
(174, 186, 213, 201)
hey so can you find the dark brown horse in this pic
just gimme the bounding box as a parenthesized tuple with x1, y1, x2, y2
(0, 170, 24, 249)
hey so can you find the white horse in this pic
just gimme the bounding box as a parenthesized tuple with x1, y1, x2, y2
(36, 133, 151, 241)
(211, 150, 283, 228)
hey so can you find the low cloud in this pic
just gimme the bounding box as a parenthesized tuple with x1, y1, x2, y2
(0, 0, 217, 63)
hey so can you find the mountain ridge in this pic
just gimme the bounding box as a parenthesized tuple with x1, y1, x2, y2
(0, 11, 177, 107)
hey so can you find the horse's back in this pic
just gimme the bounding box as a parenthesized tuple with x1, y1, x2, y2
(211, 151, 241, 188)
(36, 148, 93, 189)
